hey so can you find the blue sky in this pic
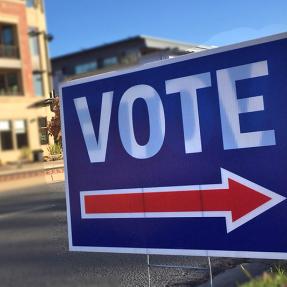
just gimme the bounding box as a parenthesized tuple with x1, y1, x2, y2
(45, 0, 287, 58)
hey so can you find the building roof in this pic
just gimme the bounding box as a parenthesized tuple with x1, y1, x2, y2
(52, 35, 212, 62)
(140, 34, 212, 50)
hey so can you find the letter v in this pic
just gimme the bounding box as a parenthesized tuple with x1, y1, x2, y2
(74, 92, 113, 163)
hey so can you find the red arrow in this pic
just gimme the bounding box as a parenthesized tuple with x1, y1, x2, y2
(80, 169, 285, 232)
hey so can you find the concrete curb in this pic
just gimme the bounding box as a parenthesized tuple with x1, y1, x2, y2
(198, 262, 271, 287)
(0, 166, 64, 182)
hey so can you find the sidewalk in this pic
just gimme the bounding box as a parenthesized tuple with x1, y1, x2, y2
(0, 160, 64, 191)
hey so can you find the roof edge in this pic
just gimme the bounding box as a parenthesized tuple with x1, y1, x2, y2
(52, 35, 213, 61)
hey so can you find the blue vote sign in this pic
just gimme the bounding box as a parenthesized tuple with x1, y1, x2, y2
(60, 33, 287, 259)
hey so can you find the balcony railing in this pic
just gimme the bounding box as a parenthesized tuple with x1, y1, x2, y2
(0, 90, 21, 96)
(0, 45, 19, 59)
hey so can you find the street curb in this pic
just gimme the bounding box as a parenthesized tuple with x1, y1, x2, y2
(198, 262, 271, 287)
(0, 166, 64, 182)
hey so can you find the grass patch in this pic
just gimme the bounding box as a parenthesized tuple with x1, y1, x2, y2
(240, 267, 287, 287)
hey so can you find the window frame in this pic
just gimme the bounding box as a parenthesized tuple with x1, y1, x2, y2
(15, 119, 29, 149)
(32, 72, 44, 97)
(0, 120, 14, 151)
(75, 61, 98, 75)
(103, 56, 118, 67)
(38, 117, 49, 145)
(0, 69, 22, 96)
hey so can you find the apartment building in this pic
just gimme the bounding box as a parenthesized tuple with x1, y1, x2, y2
(0, 0, 52, 164)
(52, 35, 211, 93)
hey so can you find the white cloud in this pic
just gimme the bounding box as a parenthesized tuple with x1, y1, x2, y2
(205, 24, 287, 46)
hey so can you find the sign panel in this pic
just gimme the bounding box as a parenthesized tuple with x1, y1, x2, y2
(60, 33, 287, 259)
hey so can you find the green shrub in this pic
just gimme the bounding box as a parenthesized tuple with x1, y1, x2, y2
(47, 143, 62, 156)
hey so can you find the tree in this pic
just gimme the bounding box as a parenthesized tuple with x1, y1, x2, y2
(47, 97, 62, 144)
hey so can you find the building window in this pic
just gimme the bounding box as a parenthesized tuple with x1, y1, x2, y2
(1, 25, 14, 45)
(38, 117, 49, 145)
(29, 28, 41, 70)
(29, 28, 40, 56)
(26, 0, 36, 7)
(15, 120, 28, 149)
(33, 73, 43, 96)
(103, 56, 118, 67)
(120, 49, 140, 65)
(75, 61, 98, 74)
(0, 120, 13, 151)
(0, 70, 22, 95)
(0, 24, 18, 58)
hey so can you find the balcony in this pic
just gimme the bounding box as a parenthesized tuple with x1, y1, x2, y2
(0, 45, 19, 59)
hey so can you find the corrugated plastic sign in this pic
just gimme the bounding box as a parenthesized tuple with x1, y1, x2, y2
(60, 33, 287, 259)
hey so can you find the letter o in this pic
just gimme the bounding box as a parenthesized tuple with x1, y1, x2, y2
(118, 84, 165, 159)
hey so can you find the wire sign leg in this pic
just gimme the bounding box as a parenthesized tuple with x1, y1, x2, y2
(147, 254, 151, 287)
(208, 256, 213, 287)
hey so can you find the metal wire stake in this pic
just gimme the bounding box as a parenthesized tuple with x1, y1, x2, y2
(147, 254, 151, 287)
(208, 256, 213, 287)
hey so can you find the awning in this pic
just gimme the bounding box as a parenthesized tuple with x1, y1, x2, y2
(27, 98, 54, 109)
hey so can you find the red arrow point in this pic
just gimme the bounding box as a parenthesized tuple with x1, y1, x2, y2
(228, 178, 271, 222)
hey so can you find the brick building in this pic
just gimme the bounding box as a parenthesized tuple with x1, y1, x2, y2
(0, 0, 52, 164)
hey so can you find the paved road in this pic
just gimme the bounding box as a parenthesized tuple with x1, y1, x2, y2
(0, 182, 240, 287)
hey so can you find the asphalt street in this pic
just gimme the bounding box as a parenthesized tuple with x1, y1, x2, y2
(0, 182, 241, 287)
